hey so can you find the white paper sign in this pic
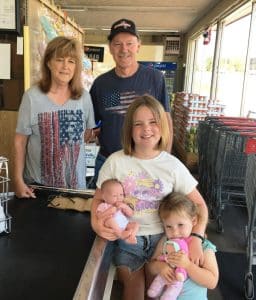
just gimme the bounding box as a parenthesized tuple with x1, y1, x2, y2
(0, 0, 16, 30)
(17, 36, 23, 55)
(0, 43, 11, 79)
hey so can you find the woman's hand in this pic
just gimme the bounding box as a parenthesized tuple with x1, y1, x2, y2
(14, 180, 36, 199)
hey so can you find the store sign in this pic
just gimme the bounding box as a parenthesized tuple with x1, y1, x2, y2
(84, 46, 104, 62)
(139, 61, 177, 71)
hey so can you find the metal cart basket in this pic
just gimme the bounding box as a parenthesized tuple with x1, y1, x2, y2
(0, 156, 12, 234)
(197, 117, 256, 232)
(244, 153, 256, 300)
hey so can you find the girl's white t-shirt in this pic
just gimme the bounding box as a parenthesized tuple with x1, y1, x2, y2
(97, 150, 198, 236)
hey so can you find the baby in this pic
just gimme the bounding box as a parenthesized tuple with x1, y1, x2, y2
(97, 179, 139, 244)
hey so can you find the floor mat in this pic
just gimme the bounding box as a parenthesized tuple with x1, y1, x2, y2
(216, 251, 256, 300)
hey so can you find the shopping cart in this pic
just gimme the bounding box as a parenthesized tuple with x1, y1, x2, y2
(197, 120, 212, 199)
(213, 132, 256, 232)
(197, 117, 256, 232)
(198, 117, 256, 201)
(198, 117, 256, 223)
(244, 153, 256, 300)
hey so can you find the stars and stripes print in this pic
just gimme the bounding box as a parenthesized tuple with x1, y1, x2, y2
(38, 109, 84, 188)
(102, 91, 138, 114)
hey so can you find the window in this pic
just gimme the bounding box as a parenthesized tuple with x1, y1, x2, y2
(191, 26, 216, 98)
(216, 15, 250, 116)
(242, 2, 256, 116)
(185, 2, 255, 117)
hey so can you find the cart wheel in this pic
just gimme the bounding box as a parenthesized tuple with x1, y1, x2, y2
(244, 272, 254, 300)
(216, 217, 224, 233)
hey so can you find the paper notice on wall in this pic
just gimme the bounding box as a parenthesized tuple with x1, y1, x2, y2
(0, 43, 11, 79)
(17, 37, 23, 55)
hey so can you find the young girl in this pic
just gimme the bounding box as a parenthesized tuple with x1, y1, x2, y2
(97, 178, 139, 244)
(147, 192, 219, 300)
(91, 94, 209, 300)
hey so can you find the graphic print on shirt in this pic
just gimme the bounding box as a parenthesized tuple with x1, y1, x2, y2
(38, 109, 84, 188)
(102, 91, 139, 115)
(122, 171, 164, 215)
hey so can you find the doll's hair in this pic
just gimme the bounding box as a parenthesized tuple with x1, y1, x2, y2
(101, 178, 124, 192)
(122, 94, 171, 155)
(159, 192, 198, 221)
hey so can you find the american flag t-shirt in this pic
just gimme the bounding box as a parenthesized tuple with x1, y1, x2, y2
(102, 91, 139, 115)
(38, 109, 84, 188)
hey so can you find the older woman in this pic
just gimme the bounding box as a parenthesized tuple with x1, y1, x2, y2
(14, 36, 95, 198)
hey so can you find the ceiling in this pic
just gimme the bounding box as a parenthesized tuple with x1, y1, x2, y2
(54, 0, 222, 37)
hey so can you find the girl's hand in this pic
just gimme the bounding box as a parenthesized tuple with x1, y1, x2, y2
(159, 264, 176, 283)
(167, 250, 191, 269)
(189, 237, 204, 266)
(94, 206, 119, 241)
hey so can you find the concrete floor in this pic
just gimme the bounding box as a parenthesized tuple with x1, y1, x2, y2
(207, 205, 248, 300)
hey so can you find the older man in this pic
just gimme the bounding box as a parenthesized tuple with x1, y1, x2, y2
(89, 18, 173, 186)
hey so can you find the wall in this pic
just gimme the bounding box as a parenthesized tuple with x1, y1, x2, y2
(0, 0, 25, 190)
(88, 43, 164, 76)
(27, 0, 83, 86)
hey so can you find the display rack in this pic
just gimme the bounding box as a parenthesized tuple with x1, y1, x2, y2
(0, 157, 12, 234)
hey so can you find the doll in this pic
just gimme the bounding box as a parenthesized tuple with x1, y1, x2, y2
(97, 179, 139, 244)
(147, 237, 189, 300)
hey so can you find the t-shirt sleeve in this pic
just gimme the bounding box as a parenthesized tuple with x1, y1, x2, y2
(15, 91, 32, 135)
(89, 80, 101, 124)
(172, 158, 198, 195)
(82, 90, 95, 129)
(96, 155, 116, 188)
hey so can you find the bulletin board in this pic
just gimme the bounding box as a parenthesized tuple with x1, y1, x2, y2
(26, 0, 84, 87)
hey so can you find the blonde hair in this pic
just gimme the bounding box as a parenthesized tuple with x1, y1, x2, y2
(38, 36, 83, 99)
(159, 192, 198, 221)
(122, 94, 170, 155)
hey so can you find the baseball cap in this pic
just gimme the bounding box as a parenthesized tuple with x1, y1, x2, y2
(108, 18, 140, 41)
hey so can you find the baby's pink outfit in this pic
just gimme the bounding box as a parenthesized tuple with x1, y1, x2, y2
(97, 202, 129, 229)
